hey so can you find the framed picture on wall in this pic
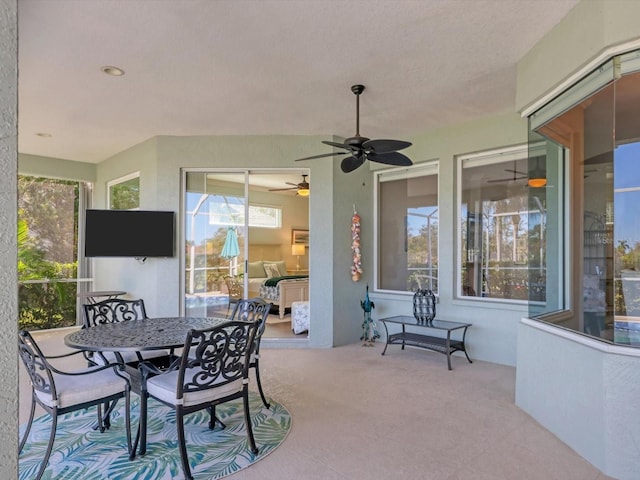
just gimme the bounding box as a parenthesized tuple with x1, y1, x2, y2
(291, 229, 309, 246)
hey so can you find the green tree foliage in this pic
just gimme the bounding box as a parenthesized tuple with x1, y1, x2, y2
(18, 176, 79, 331)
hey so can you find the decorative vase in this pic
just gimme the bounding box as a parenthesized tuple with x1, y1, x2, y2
(413, 289, 436, 325)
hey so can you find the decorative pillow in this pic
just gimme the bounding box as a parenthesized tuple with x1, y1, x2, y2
(264, 260, 288, 277)
(247, 261, 266, 278)
(264, 263, 281, 278)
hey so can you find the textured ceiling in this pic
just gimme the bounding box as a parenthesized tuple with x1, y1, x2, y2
(18, 0, 579, 164)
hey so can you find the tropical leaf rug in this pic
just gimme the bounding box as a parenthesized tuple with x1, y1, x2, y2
(19, 393, 291, 479)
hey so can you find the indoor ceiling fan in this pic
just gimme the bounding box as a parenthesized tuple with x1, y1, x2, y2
(268, 174, 310, 196)
(295, 84, 413, 173)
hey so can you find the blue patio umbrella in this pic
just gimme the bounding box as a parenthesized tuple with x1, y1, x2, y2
(220, 227, 240, 259)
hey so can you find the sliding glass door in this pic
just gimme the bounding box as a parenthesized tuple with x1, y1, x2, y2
(184, 172, 246, 317)
(182, 169, 309, 319)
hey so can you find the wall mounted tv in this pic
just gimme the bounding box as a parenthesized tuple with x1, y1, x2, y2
(84, 209, 175, 258)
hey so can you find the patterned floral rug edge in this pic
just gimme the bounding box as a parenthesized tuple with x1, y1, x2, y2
(19, 392, 292, 480)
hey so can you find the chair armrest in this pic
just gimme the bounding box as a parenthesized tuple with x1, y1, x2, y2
(43, 349, 86, 360)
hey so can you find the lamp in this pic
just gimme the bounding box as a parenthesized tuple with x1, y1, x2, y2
(291, 244, 305, 270)
(528, 158, 547, 188)
(297, 187, 310, 197)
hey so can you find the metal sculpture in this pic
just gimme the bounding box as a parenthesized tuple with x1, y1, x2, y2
(360, 284, 380, 346)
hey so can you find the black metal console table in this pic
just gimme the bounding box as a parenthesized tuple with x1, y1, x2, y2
(379, 315, 472, 370)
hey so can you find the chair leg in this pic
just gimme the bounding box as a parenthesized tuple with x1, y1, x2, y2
(176, 408, 194, 480)
(34, 408, 58, 480)
(208, 405, 226, 430)
(19, 393, 36, 453)
(242, 390, 259, 455)
(124, 388, 133, 459)
(254, 363, 270, 409)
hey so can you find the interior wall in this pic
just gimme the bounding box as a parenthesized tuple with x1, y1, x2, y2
(372, 112, 529, 366)
(19, 153, 96, 182)
(92, 137, 174, 317)
(0, 1, 18, 477)
(332, 145, 373, 346)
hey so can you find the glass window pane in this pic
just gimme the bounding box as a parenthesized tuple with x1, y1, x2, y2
(108, 173, 140, 210)
(18, 176, 81, 330)
(460, 148, 533, 301)
(377, 165, 438, 293)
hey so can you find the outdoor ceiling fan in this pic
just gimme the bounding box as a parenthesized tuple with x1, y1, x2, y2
(487, 166, 528, 184)
(295, 84, 413, 173)
(268, 174, 310, 196)
(487, 157, 548, 188)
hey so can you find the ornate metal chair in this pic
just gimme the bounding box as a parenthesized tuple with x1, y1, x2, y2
(82, 297, 171, 429)
(18, 330, 132, 480)
(140, 320, 260, 480)
(230, 297, 273, 408)
(224, 275, 243, 314)
(82, 298, 170, 364)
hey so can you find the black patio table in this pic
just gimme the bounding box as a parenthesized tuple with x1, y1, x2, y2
(64, 316, 231, 457)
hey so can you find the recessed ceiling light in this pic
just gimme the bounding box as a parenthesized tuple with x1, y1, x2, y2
(36, 132, 52, 137)
(101, 66, 125, 76)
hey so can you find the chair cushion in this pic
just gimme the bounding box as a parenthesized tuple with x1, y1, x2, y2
(35, 368, 127, 409)
(147, 368, 244, 407)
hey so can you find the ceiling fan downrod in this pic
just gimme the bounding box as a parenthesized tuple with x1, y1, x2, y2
(347, 84, 367, 148)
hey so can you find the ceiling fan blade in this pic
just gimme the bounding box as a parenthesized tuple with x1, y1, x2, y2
(487, 176, 528, 184)
(268, 186, 297, 191)
(321, 140, 351, 150)
(367, 151, 412, 167)
(295, 151, 348, 161)
(362, 139, 412, 154)
(505, 168, 528, 176)
(341, 155, 366, 173)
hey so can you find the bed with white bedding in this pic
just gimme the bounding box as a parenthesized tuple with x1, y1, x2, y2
(244, 259, 309, 318)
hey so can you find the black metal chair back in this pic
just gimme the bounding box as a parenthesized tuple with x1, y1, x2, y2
(143, 320, 259, 480)
(177, 320, 257, 399)
(230, 298, 272, 408)
(18, 330, 56, 402)
(83, 298, 147, 328)
(18, 330, 132, 480)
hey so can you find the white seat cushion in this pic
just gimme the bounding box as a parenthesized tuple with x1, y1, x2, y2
(147, 368, 243, 407)
(35, 368, 127, 409)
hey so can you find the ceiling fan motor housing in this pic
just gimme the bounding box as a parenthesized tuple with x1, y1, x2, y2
(345, 135, 369, 148)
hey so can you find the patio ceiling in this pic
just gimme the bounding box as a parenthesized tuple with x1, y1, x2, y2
(18, 0, 579, 164)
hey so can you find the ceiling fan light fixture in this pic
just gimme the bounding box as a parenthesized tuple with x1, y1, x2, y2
(297, 187, 310, 197)
(528, 176, 547, 188)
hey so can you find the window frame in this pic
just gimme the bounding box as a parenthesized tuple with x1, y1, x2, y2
(456, 144, 544, 305)
(373, 161, 439, 296)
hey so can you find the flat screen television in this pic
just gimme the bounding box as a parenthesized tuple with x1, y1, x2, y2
(84, 209, 175, 258)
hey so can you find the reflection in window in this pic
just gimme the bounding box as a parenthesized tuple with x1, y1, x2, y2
(528, 50, 640, 346)
(108, 172, 140, 210)
(376, 163, 438, 293)
(459, 146, 543, 301)
(208, 195, 282, 228)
